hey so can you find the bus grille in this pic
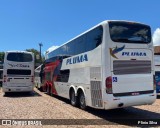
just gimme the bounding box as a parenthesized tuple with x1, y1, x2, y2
(90, 81, 103, 108)
(113, 60, 151, 75)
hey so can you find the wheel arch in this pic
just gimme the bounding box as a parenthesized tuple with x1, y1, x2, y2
(77, 86, 86, 98)
(69, 85, 77, 98)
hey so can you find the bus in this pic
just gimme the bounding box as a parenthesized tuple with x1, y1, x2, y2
(34, 64, 43, 90)
(42, 20, 156, 110)
(2, 51, 34, 94)
(154, 54, 160, 94)
(0, 69, 3, 87)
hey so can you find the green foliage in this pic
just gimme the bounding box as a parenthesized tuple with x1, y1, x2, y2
(26, 48, 45, 67)
(26, 48, 40, 55)
(0, 52, 5, 62)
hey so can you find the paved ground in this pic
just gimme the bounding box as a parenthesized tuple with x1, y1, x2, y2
(0, 88, 160, 128)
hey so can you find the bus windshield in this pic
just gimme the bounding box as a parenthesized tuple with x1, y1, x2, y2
(7, 53, 33, 62)
(109, 21, 151, 44)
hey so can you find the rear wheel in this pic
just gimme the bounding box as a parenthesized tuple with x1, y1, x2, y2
(70, 90, 78, 106)
(39, 86, 43, 91)
(42, 85, 46, 92)
(79, 92, 86, 110)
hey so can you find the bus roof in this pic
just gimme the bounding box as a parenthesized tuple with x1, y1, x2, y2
(5, 51, 34, 54)
(46, 20, 149, 55)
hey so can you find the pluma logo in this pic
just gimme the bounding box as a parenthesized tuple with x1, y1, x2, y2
(110, 45, 125, 59)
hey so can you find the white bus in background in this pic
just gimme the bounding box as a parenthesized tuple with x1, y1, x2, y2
(34, 64, 42, 90)
(2, 51, 34, 94)
(154, 54, 160, 94)
(43, 20, 156, 110)
(0, 69, 3, 86)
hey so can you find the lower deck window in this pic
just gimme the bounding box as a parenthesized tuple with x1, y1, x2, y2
(7, 69, 31, 75)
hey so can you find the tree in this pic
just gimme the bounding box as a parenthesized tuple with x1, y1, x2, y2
(0, 52, 5, 62)
(25, 48, 45, 68)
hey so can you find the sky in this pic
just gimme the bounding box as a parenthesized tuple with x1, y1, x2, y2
(0, 0, 160, 54)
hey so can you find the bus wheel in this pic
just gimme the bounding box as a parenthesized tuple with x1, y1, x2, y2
(79, 92, 86, 110)
(70, 90, 78, 107)
(39, 86, 43, 91)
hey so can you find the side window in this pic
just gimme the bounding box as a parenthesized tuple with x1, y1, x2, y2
(47, 26, 103, 59)
(74, 35, 86, 55)
(0, 71, 3, 79)
(56, 69, 70, 82)
(67, 41, 75, 56)
(86, 26, 103, 52)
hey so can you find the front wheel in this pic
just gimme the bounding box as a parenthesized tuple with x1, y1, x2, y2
(79, 92, 87, 110)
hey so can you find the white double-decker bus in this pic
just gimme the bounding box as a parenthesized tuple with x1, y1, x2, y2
(3, 51, 34, 94)
(34, 64, 42, 90)
(43, 20, 156, 110)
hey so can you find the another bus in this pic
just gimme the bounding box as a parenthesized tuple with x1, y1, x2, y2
(154, 54, 160, 94)
(42, 20, 156, 110)
(34, 64, 43, 90)
(0, 69, 3, 87)
(2, 51, 34, 94)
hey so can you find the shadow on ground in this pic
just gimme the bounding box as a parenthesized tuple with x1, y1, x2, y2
(157, 94, 160, 99)
(3, 90, 41, 98)
(45, 92, 160, 126)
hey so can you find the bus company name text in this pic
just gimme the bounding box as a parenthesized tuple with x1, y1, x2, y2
(122, 52, 146, 56)
(66, 54, 88, 65)
(8, 63, 30, 68)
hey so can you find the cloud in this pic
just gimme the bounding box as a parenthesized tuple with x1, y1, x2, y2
(46, 45, 59, 53)
(153, 28, 160, 46)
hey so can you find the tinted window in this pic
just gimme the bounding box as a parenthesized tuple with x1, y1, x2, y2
(7, 53, 33, 62)
(0, 70, 3, 79)
(109, 21, 151, 44)
(48, 26, 103, 59)
(7, 69, 31, 75)
(56, 69, 70, 82)
(86, 26, 103, 51)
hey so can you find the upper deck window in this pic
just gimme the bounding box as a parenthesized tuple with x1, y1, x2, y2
(47, 26, 103, 59)
(7, 53, 33, 62)
(109, 21, 151, 44)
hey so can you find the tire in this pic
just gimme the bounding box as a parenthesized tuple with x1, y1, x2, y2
(79, 92, 87, 110)
(70, 90, 78, 107)
(50, 87, 53, 96)
(42, 86, 46, 92)
(39, 86, 43, 91)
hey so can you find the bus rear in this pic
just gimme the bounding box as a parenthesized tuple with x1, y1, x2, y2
(3, 51, 34, 93)
(104, 21, 156, 109)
